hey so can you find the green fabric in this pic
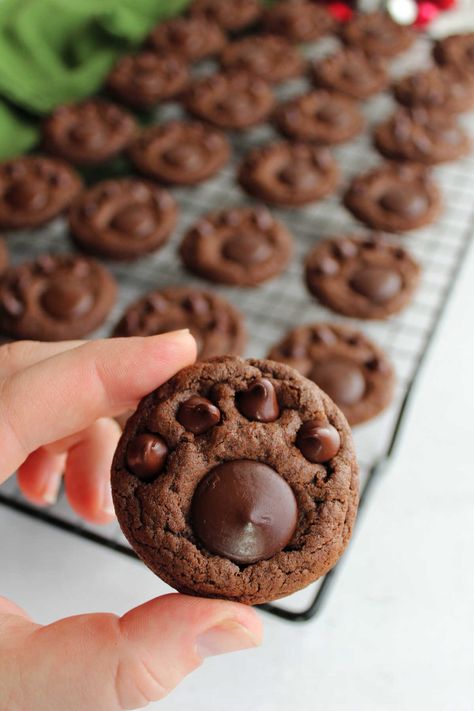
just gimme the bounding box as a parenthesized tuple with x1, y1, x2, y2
(0, 0, 191, 160)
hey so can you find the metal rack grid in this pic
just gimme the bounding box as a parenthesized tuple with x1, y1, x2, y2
(1, 35, 474, 622)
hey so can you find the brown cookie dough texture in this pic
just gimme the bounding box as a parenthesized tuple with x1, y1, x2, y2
(274, 90, 364, 146)
(180, 206, 293, 286)
(113, 287, 246, 359)
(344, 162, 442, 233)
(0, 254, 117, 341)
(268, 323, 394, 426)
(42, 99, 137, 166)
(185, 72, 275, 130)
(433, 33, 474, 80)
(69, 178, 178, 261)
(374, 107, 470, 165)
(188, 0, 262, 32)
(239, 142, 339, 207)
(340, 11, 415, 58)
(262, 0, 335, 43)
(393, 67, 474, 114)
(128, 121, 230, 186)
(0, 239, 8, 275)
(111, 356, 359, 604)
(304, 233, 420, 319)
(312, 48, 389, 100)
(106, 52, 189, 109)
(0, 156, 82, 230)
(220, 35, 305, 84)
(145, 17, 226, 62)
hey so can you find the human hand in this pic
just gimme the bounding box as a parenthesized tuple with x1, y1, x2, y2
(0, 335, 263, 710)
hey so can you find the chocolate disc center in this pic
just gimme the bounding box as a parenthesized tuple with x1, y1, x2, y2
(191, 460, 298, 565)
(279, 162, 318, 190)
(69, 123, 107, 149)
(111, 204, 155, 237)
(41, 281, 94, 320)
(317, 104, 344, 125)
(217, 94, 252, 116)
(310, 358, 366, 406)
(379, 186, 428, 217)
(164, 144, 203, 170)
(6, 179, 48, 211)
(349, 266, 402, 303)
(223, 232, 273, 265)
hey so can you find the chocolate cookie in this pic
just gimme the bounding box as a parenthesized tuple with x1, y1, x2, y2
(220, 35, 305, 85)
(433, 33, 474, 80)
(42, 99, 137, 166)
(180, 206, 293, 286)
(128, 121, 230, 186)
(239, 142, 339, 207)
(344, 163, 441, 233)
(274, 90, 364, 146)
(113, 287, 246, 359)
(69, 178, 178, 261)
(393, 67, 474, 114)
(262, 0, 334, 43)
(312, 48, 389, 100)
(111, 356, 359, 604)
(304, 233, 420, 319)
(106, 52, 189, 109)
(0, 254, 117, 341)
(188, 0, 262, 32)
(185, 72, 275, 130)
(0, 239, 8, 275)
(268, 323, 394, 426)
(374, 107, 470, 165)
(145, 17, 226, 62)
(340, 11, 414, 58)
(0, 156, 82, 230)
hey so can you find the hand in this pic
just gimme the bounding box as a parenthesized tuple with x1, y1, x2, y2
(0, 335, 263, 710)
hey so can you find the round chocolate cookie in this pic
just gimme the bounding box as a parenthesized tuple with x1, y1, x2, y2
(220, 35, 305, 85)
(238, 142, 339, 207)
(274, 90, 364, 146)
(188, 0, 262, 32)
(0, 156, 82, 230)
(344, 162, 441, 233)
(393, 67, 474, 114)
(340, 11, 414, 58)
(185, 72, 275, 130)
(111, 356, 359, 604)
(374, 107, 470, 165)
(69, 178, 178, 261)
(311, 48, 389, 100)
(268, 324, 394, 426)
(180, 206, 293, 286)
(262, 0, 334, 43)
(113, 287, 246, 359)
(106, 51, 189, 109)
(42, 99, 137, 166)
(304, 233, 420, 319)
(0, 239, 8, 275)
(0, 254, 117, 341)
(145, 17, 226, 62)
(128, 121, 230, 186)
(434, 33, 474, 80)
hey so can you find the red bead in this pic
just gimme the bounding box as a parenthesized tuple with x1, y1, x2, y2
(327, 2, 353, 22)
(415, 2, 439, 26)
(435, 0, 456, 8)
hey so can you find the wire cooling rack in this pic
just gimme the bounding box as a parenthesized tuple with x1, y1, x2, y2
(1, 34, 474, 622)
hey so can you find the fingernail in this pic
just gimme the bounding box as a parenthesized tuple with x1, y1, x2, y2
(102, 482, 116, 517)
(160, 329, 190, 338)
(196, 620, 260, 659)
(42, 472, 62, 505)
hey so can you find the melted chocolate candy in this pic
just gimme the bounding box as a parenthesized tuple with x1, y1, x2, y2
(111, 204, 155, 237)
(69, 123, 106, 150)
(279, 163, 318, 190)
(310, 358, 365, 406)
(379, 187, 428, 217)
(350, 266, 402, 303)
(296, 420, 341, 463)
(223, 232, 273, 265)
(192, 460, 298, 564)
(236, 378, 279, 422)
(317, 104, 345, 125)
(40, 281, 94, 319)
(177, 395, 221, 434)
(126, 432, 168, 481)
(164, 144, 202, 170)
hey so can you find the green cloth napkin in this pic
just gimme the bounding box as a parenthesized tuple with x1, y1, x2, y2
(0, 0, 190, 160)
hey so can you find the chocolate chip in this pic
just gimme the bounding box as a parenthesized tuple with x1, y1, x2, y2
(126, 433, 168, 482)
(191, 460, 298, 564)
(379, 187, 428, 217)
(349, 266, 402, 304)
(236, 378, 279, 422)
(278, 163, 318, 190)
(182, 293, 210, 316)
(310, 358, 366, 406)
(40, 281, 94, 320)
(296, 420, 341, 463)
(314, 257, 339, 276)
(223, 232, 273, 265)
(333, 239, 357, 259)
(111, 204, 155, 238)
(177, 395, 221, 434)
(164, 144, 202, 170)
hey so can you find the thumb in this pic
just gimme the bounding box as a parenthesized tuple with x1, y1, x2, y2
(4, 594, 263, 711)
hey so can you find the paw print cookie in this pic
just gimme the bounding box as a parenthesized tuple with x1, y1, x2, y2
(312, 48, 389, 100)
(220, 35, 305, 85)
(305, 233, 421, 319)
(262, 0, 335, 44)
(111, 357, 359, 605)
(268, 324, 394, 425)
(188, 0, 262, 33)
(340, 11, 414, 58)
(145, 17, 226, 62)
(393, 67, 474, 114)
